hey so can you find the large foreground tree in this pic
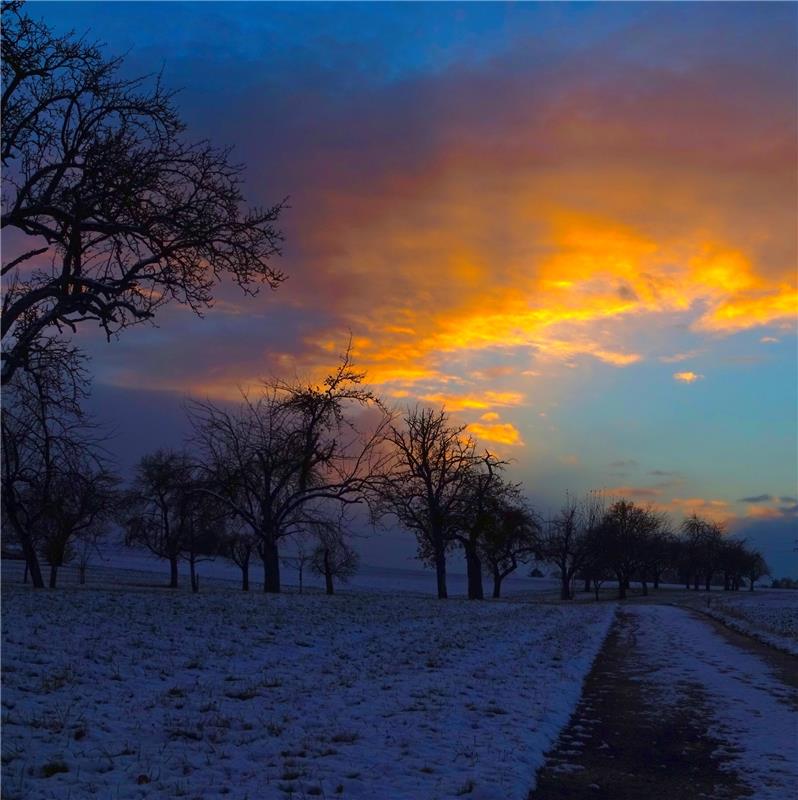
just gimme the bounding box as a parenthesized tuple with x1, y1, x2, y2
(1, 2, 285, 384)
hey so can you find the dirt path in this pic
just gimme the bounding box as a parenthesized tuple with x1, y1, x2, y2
(529, 605, 798, 800)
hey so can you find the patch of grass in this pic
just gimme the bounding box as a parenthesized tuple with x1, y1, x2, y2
(455, 778, 476, 795)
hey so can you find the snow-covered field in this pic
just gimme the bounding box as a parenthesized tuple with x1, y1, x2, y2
(687, 589, 798, 656)
(1, 581, 614, 800)
(1, 549, 560, 599)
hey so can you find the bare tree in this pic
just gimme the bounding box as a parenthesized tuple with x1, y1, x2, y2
(39, 461, 117, 588)
(281, 532, 312, 594)
(634, 513, 671, 595)
(743, 550, 769, 591)
(0, 343, 101, 587)
(222, 521, 257, 591)
(375, 406, 476, 599)
(594, 499, 661, 600)
(1, 2, 285, 385)
(479, 500, 538, 599)
(179, 482, 223, 593)
(123, 449, 194, 588)
(309, 518, 359, 595)
(538, 493, 603, 601)
(453, 452, 508, 600)
(680, 514, 725, 591)
(189, 350, 389, 593)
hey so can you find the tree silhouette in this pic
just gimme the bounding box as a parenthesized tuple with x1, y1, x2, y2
(1, 2, 285, 384)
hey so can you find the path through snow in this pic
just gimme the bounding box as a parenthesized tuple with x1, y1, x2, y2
(531, 604, 797, 800)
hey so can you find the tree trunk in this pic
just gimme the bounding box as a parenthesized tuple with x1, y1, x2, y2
(492, 566, 502, 599)
(434, 548, 447, 599)
(241, 561, 249, 591)
(653, 573, 660, 590)
(23, 560, 29, 584)
(749, 577, 755, 592)
(560, 571, 571, 601)
(705, 573, 711, 592)
(464, 543, 484, 600)
(79, 564, 87, 585)
(693, 574, 700, 591)
(20, 531, 44, 588)
(594, 583, 601, 601)
(168, 554, 179, 589)
(584, 576, 591, 593)
(189, 555, 198, 593)
(641, 578, 648, 597)
(617, 573, 627, 600)
(323, 548, 334, 595)
(261, 539, 281, 594)
(49, 563, 58, 589)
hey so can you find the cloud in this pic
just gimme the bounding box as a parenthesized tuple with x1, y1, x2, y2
(480, 411, 500, 422)
(418, 390, 524, 412)
(467, 421, 523, 447)
(760, 336, 780, 344)
(606, 485, 663, 500)
(659, 350, 703, 363)
(738, 494, 774, 503)
(667, 497, 734, 523)
(673, 371, 704, 383)
(79, 2, 796, 411)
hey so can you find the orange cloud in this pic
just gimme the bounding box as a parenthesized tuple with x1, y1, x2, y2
(467, 421, 524, 447)
(746, 504, 783, 520)
(418, 390, 524, 412)
(673, 371, 703, 383)
(605, 486, 663, 500)
(667, 497, 734, 524)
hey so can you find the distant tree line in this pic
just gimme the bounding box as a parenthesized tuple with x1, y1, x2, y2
(537, 494, 770, 601)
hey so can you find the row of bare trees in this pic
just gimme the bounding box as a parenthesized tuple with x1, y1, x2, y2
(2, 342, 771, 598)
(537, 494, 770, 601)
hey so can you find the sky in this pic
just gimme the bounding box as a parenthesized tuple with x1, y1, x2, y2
(34, 1, 798, 572)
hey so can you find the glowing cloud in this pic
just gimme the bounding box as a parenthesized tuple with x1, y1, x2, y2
(673, 372, 704, 384)
(467, 422, 524, 447)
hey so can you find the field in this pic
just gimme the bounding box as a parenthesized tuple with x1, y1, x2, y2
(1, 578, 613, 800)
(681, 588, 798, 656)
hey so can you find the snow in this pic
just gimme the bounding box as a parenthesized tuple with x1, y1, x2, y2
(1, 578, 614, 800)
(625, 604, 798, 800)
(681, 589, 798, 656)
(1, 546, 560, 598)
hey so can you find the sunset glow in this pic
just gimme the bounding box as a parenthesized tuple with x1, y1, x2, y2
(36, 1, 796, 570)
